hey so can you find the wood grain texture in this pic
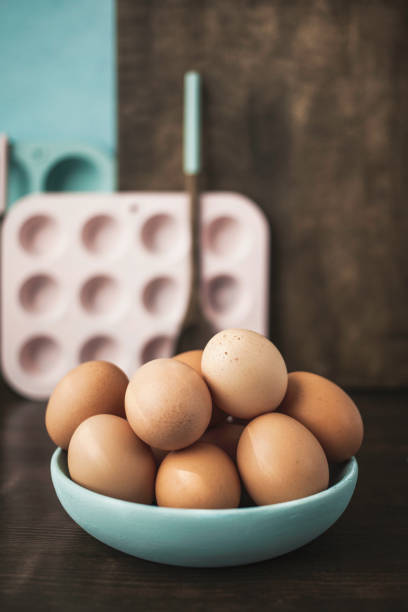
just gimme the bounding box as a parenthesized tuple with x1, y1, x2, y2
(1, 382, 407, 611)
(117, 0, 408, 387)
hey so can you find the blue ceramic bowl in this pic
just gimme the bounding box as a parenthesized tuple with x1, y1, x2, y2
(50, 448, 358, 567)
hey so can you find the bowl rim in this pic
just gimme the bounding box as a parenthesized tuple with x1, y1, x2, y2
(51, 447, 358, 519)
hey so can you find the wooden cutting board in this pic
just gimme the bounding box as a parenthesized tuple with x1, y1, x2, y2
(117, 0, 408, 387)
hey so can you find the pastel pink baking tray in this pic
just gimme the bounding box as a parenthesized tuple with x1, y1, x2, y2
(1, 192, 269, 400)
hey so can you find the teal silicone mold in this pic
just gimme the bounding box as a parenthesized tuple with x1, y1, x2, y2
(7, 142, 115, 208)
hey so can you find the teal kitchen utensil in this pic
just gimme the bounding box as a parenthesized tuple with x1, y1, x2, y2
(175, 71, 214, 354)
(51, 448, 358, 567)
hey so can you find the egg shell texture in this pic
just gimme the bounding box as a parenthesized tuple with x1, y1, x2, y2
(237, 412, 329, 505)
(155, 442, 241, 509)
(67, 414, 156, 504)
(173, 350, 203, 374)
(201, 329, 288, 419)
(278, 371, 364, 462)
(173, 349, 227, 427)
(45, 360, 128, 450)
(125, 358, 212, 451)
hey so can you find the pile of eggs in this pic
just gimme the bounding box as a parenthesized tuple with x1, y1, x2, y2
(45, 329, 364, 509)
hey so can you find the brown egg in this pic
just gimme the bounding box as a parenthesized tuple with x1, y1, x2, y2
(45, 360, 128, 449)
(202, 329, 288, 419)
(173, 349, 203, 373)
(156, 442, 241, 509)
(125, 358, 212, 451)
(278, 371, 364, 462)
(237, 413, 329, 505)
(68, 414, 156, 503)
(200, 423, 244, 460)
(173, 349, 227, 427)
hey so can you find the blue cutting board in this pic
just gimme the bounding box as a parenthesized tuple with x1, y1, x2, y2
(0, 0, 116, 205)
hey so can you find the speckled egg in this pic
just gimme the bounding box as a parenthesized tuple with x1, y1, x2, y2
(201, 329, 288, 419)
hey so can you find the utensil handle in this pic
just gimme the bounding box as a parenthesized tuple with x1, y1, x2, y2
(183, 72, 202, 318)
(184, 72, 201, 176)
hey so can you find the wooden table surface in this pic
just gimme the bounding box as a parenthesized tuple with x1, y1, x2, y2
(1, 382, 407, 611)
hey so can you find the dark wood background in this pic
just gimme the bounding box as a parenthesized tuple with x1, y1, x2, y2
(118, 0, 408, 388)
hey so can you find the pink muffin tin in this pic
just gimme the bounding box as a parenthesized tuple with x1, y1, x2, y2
(1, 192, 269, 399)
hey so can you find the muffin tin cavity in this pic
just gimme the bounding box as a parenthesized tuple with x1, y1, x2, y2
(19, 336, 61, 375)
(206, 216, 245, 258)
(142, 277, 179, 316)
(19, 274, 60, 315)
(82, 215, 121, 256)
(206, 274, 241, 314)
(141, 214, 179, 254)
(2, 192, 268, 399)
(79, 336, 121, 363)
(19, 214, 59, 256)
(141, 335, 173, 363)
(45, 156, 102, 192)
(80, 275, 121, 316)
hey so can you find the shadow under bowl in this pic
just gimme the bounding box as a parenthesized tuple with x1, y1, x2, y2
(50, 448, 358, 567)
